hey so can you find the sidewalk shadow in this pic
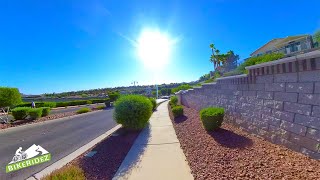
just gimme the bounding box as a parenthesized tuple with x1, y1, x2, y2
(77, 127, 144, 179)
(208, 128, 253, 149)
(112, 124, 151, 179)
(174, 115, 188, 123)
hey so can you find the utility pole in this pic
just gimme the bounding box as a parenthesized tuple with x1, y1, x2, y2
(131, 81, 138, 94)
(155, 84, 158, 99)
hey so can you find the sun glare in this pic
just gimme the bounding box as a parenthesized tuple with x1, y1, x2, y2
(137, 29, 173, 68)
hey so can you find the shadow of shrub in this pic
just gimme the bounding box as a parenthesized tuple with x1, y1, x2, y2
(208, 128, 253, 149)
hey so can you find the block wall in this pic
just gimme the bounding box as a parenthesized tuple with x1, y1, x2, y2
(178, 53, 320, 159)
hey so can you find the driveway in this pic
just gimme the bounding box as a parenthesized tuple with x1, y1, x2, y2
(0, 108, 116, 180)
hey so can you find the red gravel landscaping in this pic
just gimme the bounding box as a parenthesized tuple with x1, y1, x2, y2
(63, 128, 140, 180)
(169, 105, 320, 180)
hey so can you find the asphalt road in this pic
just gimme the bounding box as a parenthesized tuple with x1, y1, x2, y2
(0, 108, 116, 180)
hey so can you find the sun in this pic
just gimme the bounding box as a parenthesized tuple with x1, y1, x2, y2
(136, 29, 172, 68)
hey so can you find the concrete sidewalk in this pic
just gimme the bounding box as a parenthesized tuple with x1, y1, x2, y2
(113, 101, 193, 180)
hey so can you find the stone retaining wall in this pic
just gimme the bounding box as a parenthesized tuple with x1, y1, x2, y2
(177, 50, 320, 159)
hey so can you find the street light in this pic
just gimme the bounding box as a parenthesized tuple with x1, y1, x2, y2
(131, 81, 138, 94)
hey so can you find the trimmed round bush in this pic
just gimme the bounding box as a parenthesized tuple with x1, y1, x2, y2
(149, 98, 157, 110)
(172, 105, 184, 118)
(200, 107, 224, 131)
(113, 95, 153, 130)
(28, 108, 43, 120)
(41, 107, 51, 117)
(11, 107, 31, 120)
(76, 107, 91, 114)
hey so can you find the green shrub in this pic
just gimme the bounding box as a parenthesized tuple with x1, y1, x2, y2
(42, 102, 56, 108)
(15, 102, 32, 108)
(109, 92, 120, 102)
(86, 100, 92, 105)
(11, 107, 30, 120)
(149, 98, 157, 110)
(0, 87, 22, 108)
(56, 102, 69, 107)
(43, 165, 85, 180)
(28, 108, 43, 120)
(200, 107, 224, 131)
(204, 78, 214, 83)
(113, 95, 153, 130)
(91, 99, 109, 104)
(96, 105, 106, 110)
(170, 96, 178, 106)
(76, 107, 91, 114)
(172, 105, 184, 118)
(172, 84, 192, 93)
(41, 107, 51, 117)
(236, 53, 284, 74)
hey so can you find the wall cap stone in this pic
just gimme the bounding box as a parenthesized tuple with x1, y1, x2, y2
(216, 74, 248, 80)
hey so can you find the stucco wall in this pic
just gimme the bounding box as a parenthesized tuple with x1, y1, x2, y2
(178, 50, 320, 159)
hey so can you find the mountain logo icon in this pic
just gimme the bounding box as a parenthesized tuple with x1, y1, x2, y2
(6, 144, 51, 173)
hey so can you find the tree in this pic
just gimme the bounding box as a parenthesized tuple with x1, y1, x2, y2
(0, 87, 22, 123)
(314, 30, 320, 47)
(209, 43, 229, 69)
(223, 50, 240, 72)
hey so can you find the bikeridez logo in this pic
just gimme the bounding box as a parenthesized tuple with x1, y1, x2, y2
(6, 144, 51, 173)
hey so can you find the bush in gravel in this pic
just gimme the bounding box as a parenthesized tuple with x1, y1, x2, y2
(200, 107, 224, 131)
(76, 107, 91, 114)
(149, 98, 157, 110)
(172, 105, 184, 118)
(28, 108, 43, 120)
(113, 95, 153, 130)
(41, 107, 51, 117)
(43, 165, 85, 180)
(11, 107, 30, 120)
(96, 105, 106, 110)
(170, 96, 178, 107)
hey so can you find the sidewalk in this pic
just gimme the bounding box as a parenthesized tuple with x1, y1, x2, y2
(113, 101, 193, 180)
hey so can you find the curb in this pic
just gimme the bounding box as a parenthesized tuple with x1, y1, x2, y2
(26, 124, 121, 180)
(0, 109, 110, 134)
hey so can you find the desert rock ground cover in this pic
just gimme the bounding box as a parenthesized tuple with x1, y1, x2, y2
(53, 128, 140, 180)
(169, 105, 320, 180)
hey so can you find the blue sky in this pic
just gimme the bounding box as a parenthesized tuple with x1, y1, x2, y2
(0, 0, 319, 94)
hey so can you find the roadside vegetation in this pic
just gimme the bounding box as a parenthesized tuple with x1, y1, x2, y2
(169, 96, 184, 118)
(172, 84, 193, 93)
(43, 165, 85, 180)
(113, 95, 153, 130)
(149, 98, 157, 111)
(76, 107, 91, 114)
(0, 87, 22, 123)
(95, 105, 106, 110)
(15, 98, 110, 109)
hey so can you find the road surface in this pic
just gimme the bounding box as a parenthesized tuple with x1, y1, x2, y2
(0, 108, 116, 180)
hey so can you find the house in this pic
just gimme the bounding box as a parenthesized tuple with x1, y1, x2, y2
(250, 35, 314, 57)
